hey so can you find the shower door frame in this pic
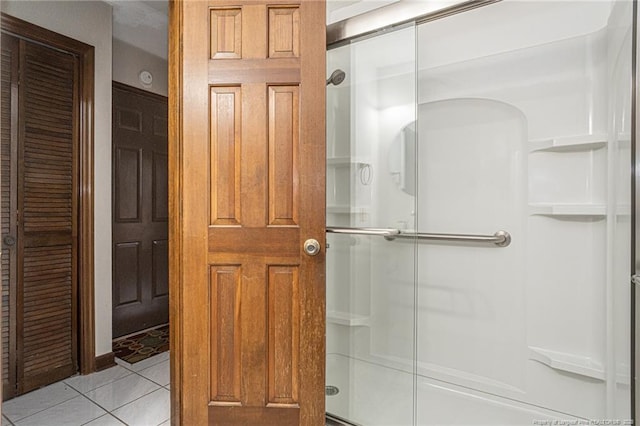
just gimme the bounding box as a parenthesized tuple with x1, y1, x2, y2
(326, 0, 499, 46)
(328, 0, 640, 423)
(632, 0, 639, 421)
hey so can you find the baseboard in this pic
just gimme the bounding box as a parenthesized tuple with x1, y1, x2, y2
(95, 352, 116, 372)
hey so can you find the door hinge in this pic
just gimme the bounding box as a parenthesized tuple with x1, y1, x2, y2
(632, 274, 640, 286)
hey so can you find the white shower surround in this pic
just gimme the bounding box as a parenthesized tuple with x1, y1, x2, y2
(326, 1, 633, 424)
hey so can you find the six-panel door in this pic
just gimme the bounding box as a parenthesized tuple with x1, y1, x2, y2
(170, 1, 326, 424)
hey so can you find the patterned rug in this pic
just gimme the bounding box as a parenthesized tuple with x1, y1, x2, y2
(113, 324, 169, 364)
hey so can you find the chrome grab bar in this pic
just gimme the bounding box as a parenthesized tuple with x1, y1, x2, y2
(326, 226, 511, 247)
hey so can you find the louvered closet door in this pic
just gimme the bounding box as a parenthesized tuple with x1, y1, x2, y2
(1, 34, 79, 398)
(19, 39, 78, 394)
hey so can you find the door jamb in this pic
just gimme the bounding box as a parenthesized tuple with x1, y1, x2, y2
(168, 0, 183, 422)
(1, 13, 96, 375)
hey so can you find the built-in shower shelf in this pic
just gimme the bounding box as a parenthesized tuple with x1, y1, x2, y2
(327, 205, 351, 214)
(529, 134, 607, 152)
(528, 203, 606, 217)
(616, 363, 631, 385)
(327, 157, 369, 167)
(617, 132, 631, 144)
(528, 346, 605, 381)
(327, 311, 370, 327)
(327, 205, 369, 215)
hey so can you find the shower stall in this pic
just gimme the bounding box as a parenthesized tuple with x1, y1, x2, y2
(324, 0, 635, 424)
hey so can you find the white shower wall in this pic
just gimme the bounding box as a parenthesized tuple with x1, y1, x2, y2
(326, 0, 633, 424)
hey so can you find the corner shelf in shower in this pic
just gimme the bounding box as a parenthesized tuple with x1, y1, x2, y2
(327, 205, 353, 214)
(327, 157, 370, 167)
(327, 205, 369, 215)
(528, 203, 606, 217)
(617, 132, 631, 147)
(528, 346, 605, 381)
(529, 203, 631, 217)
(326, 311, 370, 327)
(529, 134, 607, 153)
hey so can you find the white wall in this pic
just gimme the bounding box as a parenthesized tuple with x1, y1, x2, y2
(113, 38, 168, 96)
(2, 0, 113, 357)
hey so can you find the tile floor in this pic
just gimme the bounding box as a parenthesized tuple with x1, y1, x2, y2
(2, 352, 170, 426)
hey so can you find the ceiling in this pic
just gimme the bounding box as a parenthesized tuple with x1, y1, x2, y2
(108, 0, 393, 60)
(107, 0, 168, 60)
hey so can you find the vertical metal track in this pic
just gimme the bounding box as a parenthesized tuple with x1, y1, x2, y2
(632, 0, 639, 421)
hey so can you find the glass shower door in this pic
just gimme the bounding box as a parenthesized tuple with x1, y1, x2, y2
(325, 25, 417, 426)
(415, 1, 633, 423)
(326, 0, 633, 424)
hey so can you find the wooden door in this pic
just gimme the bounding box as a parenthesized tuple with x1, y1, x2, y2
(1, 32, 79, 398)
(112, 83, 169, 338)
(169, 0, 326, 424)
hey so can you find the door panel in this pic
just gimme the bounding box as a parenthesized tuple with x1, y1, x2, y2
(152, 152, 168, 222)
(112, 83, 168, 338)
(114, 146, 141, 222)
(170, 0, 326, 424)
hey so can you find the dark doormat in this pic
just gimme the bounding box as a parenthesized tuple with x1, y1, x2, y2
(113, 324, 169, 364)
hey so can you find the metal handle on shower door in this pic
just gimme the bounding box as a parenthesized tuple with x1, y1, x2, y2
(326, 227, 511, 247)
(325, 227, 401, 239)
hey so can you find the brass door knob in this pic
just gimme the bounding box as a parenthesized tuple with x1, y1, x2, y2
(303, 239, 320, 256)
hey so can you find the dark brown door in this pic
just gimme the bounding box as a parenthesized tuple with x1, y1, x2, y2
(169, 0, 326, 424)
(1, 32, 79, 399)
(112, 83, 168, 338)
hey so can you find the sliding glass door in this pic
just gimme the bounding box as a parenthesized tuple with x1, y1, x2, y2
(325, 24, 417, 426)
(326, 1, 634, 424)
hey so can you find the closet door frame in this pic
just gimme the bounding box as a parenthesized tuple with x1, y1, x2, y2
(0, 13, 96, 377)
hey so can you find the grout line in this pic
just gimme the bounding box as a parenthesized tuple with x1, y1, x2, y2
(77, 392, 128, 426)
(3, 384, 82, 423)
(74, 393, 111, 425)
(82, 413, 128, 426)
(9, 394, 89, 425)
(155, 412, 171, 426)
(78, 376, 163, 417)
(5, 359, 169, 426)
(155, 418, 170, 426)
(79, 368, 137, 393)
(109, 388, 170, 425)
(129, 367, 170, 389)
(127, 358, 170, 387)
(64, 368, 135, 396)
